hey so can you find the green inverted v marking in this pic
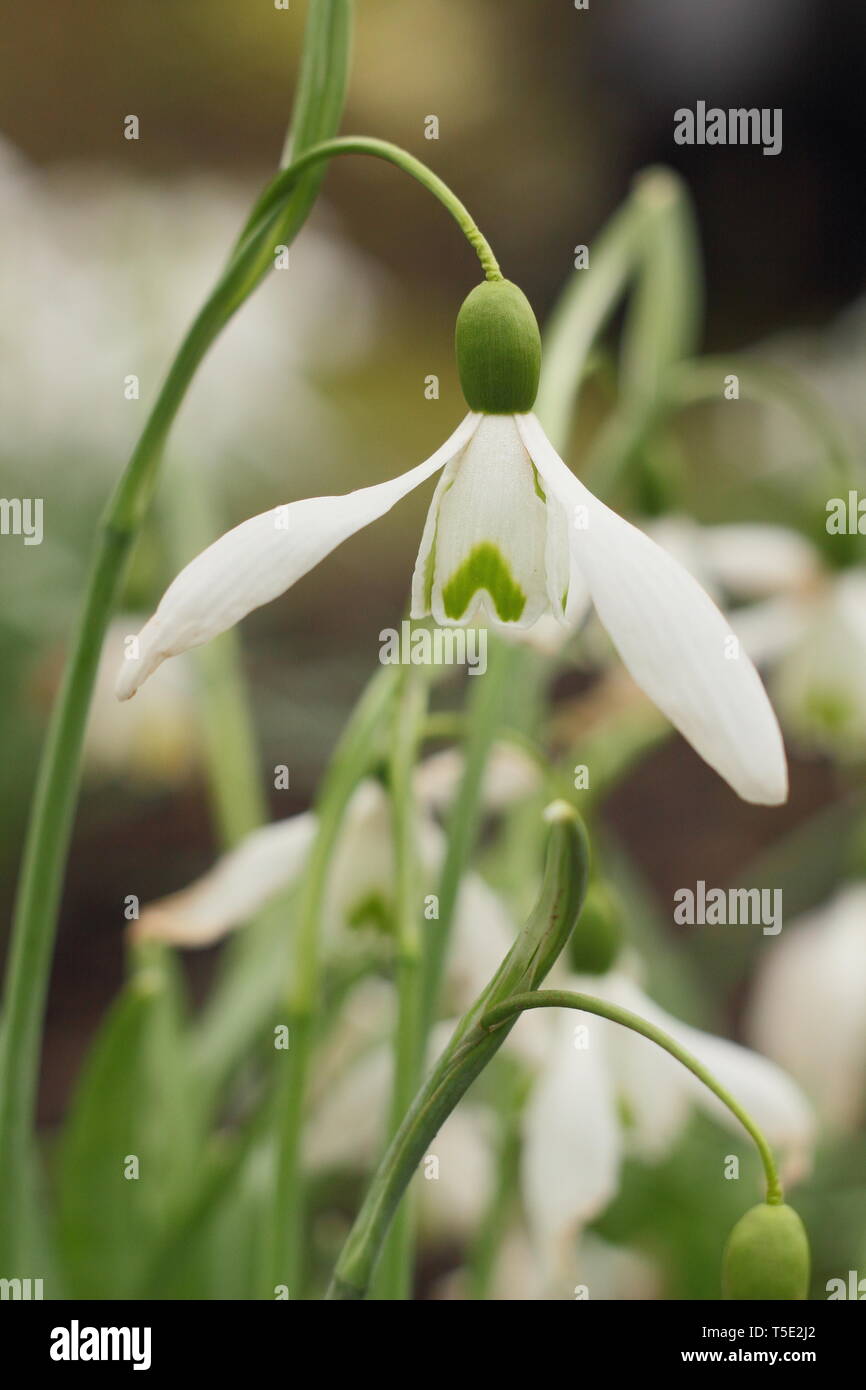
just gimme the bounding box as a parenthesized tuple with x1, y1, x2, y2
(441, 541, 526, 622)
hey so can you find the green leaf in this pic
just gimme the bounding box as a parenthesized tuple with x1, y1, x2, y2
(55, 947, 199, 1299)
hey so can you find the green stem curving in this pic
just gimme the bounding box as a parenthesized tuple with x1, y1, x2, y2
(480, 989, 784, 1205)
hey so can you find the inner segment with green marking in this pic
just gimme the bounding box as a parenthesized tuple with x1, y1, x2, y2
(440, 541, 527, 622)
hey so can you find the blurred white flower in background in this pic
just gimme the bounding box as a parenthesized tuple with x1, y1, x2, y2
(133, 740, 814, 1292)
(0, 136, 382, 489)
(82, 617, 202, 788)
(432, 1229, 659, 1302)
(302, 981, 661, 1301)
(638, 517, 866, 760)
(300, 946, 813, 1295)
(509, 513, 856, 759)
(132, 745, 532, 1009)
(747, 883, 866, 1133)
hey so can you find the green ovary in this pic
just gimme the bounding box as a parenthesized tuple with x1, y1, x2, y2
(440, 542, 527, 622)
(804, 686, 852, 733)
(346, 890, 393, 936)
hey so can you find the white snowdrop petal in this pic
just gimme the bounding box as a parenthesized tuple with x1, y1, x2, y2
(701, 524, 821, 600)
(305, 1043, 392, 1172)
(448, 872, 517, 1012)
(135, 812, 316, 946)
(518, 413, 788, 804)
(416, 1107, 494, 1241)
(117, 413, 481, 698)
(774, 575, 866, 754)
(747, 884, 866, 1131)
(594, 988, 692, 1159)
(522, 1009, 621, 1279)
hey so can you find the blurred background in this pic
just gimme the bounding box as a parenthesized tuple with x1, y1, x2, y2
(2, 0, 866, 1298)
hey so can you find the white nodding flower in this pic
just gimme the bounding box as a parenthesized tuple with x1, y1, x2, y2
(520, 968, 815, 1282)
(746, 883, 866, 1133)
(134, 755, 517, 1012)
(117, 278, 787, 805)
(133, 812, 317, 947)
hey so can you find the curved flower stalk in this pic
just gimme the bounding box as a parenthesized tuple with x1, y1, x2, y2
(517, 965, 814, 1286)
(323, 804, 814, 1299)
(189, 776, 814, 1296)
(116, 273, 788, 807)
(305, 1014, 661, 1302)
(746, 882, 866, 1131)
(295, 944, 814, 1293)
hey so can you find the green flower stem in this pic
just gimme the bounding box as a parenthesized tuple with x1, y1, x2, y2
(266, 666, 399, 1297)
(0, 0, 354, 1268)
(420, 637, 520, 1033)
(480, 989, 784, 1205)
(466, 1063, 526, 1300)
(540, 167, 699, 500)
(280, 0, 354, 171)
(240, 136, 503, 282)
(373, 670, 430, 1300)
(533, 192, 646, 450)
(326, 804, 590, 1299)
(618, 167, 702, 415)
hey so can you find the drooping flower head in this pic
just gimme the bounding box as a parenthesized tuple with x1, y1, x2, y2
(117, 276, 787, 804)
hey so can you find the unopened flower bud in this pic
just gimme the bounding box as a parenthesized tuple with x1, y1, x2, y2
(455, 279, 541, 414)
(568, 880, 623, 975)
(723, 1202, 810, 1301)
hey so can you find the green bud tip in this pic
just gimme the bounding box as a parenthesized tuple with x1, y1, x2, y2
(455, 278, 542, 415)
(723, 1203, 810, 1301)
(567, 880, 623, 977)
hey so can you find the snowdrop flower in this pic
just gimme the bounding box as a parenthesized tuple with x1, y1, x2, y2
(519, 964, 815, 1283)
(746, 883, 866, 1132)
(765, 569, 866, 756)
(117, 278, 787, 806)
(134, 760, 516, 1009)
